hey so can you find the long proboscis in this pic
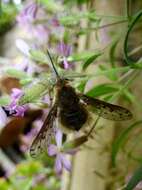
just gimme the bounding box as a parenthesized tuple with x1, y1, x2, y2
(47, 49, 60, 79)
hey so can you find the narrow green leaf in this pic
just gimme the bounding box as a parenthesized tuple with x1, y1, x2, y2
(125, 165, 142, 190)
(20, 78, 33, 85)
(19, 80, 49, 105)
(63, 135, 88, 151)
(29, 50, 49, 64)
(60, 15, 79, 26)
(99, 64, 118, 81)
(111, 121, 142, 167)
(39, 0, 62, 12)
(130, 61, 142, 69)
(109, 39, 119, 67)
(0, 179, 10, 190)
(82, 52, 102, 71)
(123, 89, 137, 103)
(59, 11, 99, 27)
(6, 69, 29, 79)
(68, 52, 95, 62)
(77, 79, 88, 92)
(86, 83, 118, 98)
(94, 66, 130, 77)
(24, 178, 33, 190)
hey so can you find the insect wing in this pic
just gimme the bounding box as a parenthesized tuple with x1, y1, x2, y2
(30, 105, 57, 158)
(79, 94, 132, 121)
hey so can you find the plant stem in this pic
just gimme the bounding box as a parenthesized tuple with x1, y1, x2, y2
(0, 0, 2, 16)
(126, 0, 131, 19)
(110, 70, 140, 102)
(85, 19, 128, 31)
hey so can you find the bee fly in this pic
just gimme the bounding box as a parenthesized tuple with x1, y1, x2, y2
(30, 50, 132, 158)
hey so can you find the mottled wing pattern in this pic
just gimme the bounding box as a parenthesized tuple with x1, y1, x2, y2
(79, 94, 132, 121)
(30, 104, 57, 158)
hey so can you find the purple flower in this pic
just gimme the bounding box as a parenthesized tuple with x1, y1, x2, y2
(50, 17, 60, 27)
(57, 42, 72, 69)
(57, 42, 72, 57)
(17, 2, 38, 25)
(32, 25, 49, 44)
(5, 88, 28, 117)
(48, 129, 72, 175)
(17, 2, 49, 43)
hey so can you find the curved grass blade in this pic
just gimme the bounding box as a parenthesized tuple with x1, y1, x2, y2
(82, 52, 102, 71)
(124, 11, 142, 64)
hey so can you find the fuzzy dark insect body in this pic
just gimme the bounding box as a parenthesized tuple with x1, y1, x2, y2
(56, 79, 88, 131)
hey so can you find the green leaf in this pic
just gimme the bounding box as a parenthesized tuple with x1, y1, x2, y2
(0, 178, 10, 190)
(98, 64, 118, 81)
(29, 50, 49, 64)
(130, 61, 142, 69)
(0, 96, 10, 106)
(68, 51, 95, 62)
(77, 79, 88, 92)
(111, 121, 142, 167)
(19, 80, 49, 105)
(39, 0, 62, 12)
(123, 89, 137, 103)
(125, 165, 142, 190)
(0, 5, 16, 35)
(86, 83, 118, 98)
(60, 15, 80, 26)
(33, 184, 47, 190)
(82, 52, 102, 71)
(16, 161, 43, 176)
(20, 78, 33, 85)
(6, 69, 30, 79)
(109, 39, 119, 68)
(95, 66, 130, 77)
(63, 135, 88, 151)
(60, 11, 100, 27)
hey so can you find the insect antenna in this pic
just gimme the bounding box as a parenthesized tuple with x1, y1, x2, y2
(47, 49, 60, 79)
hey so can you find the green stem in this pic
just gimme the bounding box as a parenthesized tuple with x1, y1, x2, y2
(129, 44, 142, 56)
(85, 19, 128, 31)
(126, 0, 131, 20)
(0, 0, 2, 16)
(109, 70, 140, 102)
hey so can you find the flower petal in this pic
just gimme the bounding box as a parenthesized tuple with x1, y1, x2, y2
(0, 107, 7, 128)
(61, 154, 71, 172)
(55, 129, 63, 148)
(48, 144, 58, 156)
(55, 154, 62, 175)
(57, 42, 72, 57)
(11, 88, 23, 99)
(63, 57, 70, 70)
(16, 39, 30, 56)
(14, 105, 28, 117)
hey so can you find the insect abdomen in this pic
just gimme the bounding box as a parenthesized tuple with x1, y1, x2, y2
(60, 105, 88, 131)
